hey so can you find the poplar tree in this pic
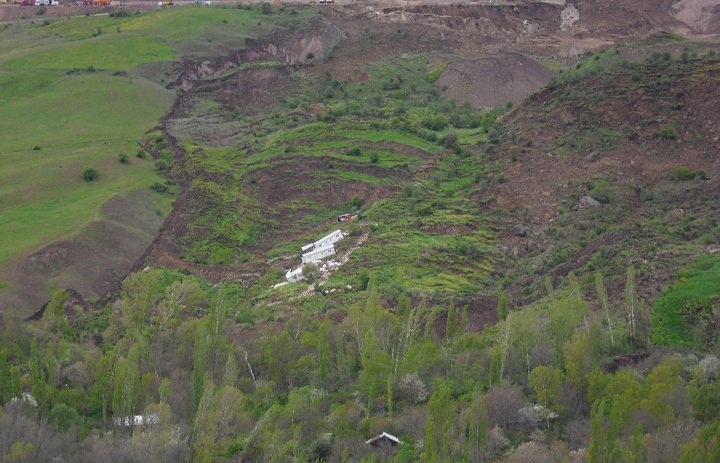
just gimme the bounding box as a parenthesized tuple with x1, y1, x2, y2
(425, 386, 454, 463)
(595, 272, 615, 347)
(625, 266, 637, 340)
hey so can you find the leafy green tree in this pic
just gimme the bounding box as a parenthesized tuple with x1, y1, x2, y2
(625, 266, 638, 340)
(121, 270, 162, 335)
(49, 403, 81, 432)
(192, 379, 244, 463)
(192, 320, 209, 408)
(0, 348, 20, 403)
(689, 377, 720, 422)
(222, 352, 238, 388)
(42, 290, 69, 334)
(302, 319, 332, 382)
(156, 278, 206, 328)
(360, 332, 391, 415)
(544, 275, 554, 297)
(82, 166, 98, 181)
(564, 330, 597, 392)
(496, 292, 508, 321)
(445, 302, 459, 341)
(425, 386, 455, 463)
(529, 365, 563, 408)
(641, 358, 682, 423)
(680, 423, 720, 463)
(506, 307, 544, 379)
(462, 388, 488, 462)
(112, 343, 142, 420)
(89, 351, 114, 426)
(29, 341, 51, 414)
(4, 442, 37, 463)
(548, 297, 587, 368)
(595, 272, 615, 347)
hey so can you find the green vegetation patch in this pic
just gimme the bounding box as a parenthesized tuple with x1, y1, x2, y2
(3, 36, 175, 71)
(0, 70, 173, 266)
(426, 61, 449, 83)
(327, 153, 498, 294)
(651, 256, 720, 348)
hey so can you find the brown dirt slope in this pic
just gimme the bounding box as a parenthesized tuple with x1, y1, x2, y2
(437, 54, 554, 108)
(485, 44, 720, 303)
(0, 189, 166, 316)
(144, 0, 719, 290)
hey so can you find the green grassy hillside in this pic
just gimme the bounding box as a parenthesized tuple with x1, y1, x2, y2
(0, 6, 284, 270)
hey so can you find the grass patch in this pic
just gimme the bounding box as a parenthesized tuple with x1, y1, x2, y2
(3, 36, 175, 71)
(426, 61, 448, 83)
(0, 71, 173, 266)
(654, 124, 678, 141)
(651, 256, 720, 349)
(671, 166, 706, 181)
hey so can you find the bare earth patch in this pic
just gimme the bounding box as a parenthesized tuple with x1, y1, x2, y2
(436, 54, 554, 108)
(0, 189, 166, 316)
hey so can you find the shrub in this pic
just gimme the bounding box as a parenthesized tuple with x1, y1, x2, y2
(117, 152, 129, 164)
(443, 132, 458, 149)
(259, 2, 273, 14)
(150, 182, 168, 193)
(672, 166, 706, 181)
(155, 159, 169, 172)
(351, 196, 364, 209)
(369, 153, 379, 164)
(588, 181, 612, 204)
(654, 124, 678, 140)
(109, 10, 130, 18)
(415, 204, 433, 216)
(346, 147, 362, 157)
(356, 268, 370, 290)
(32, 146, 41, 151)
(302, 263, 320, 282)
(449, 112, 471, 128)
(136, 149, 146, 159)
(421, 115, 449, 131)
(82, 167, 98, 182)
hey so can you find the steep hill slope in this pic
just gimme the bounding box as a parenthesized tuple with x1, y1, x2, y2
(487, 37, 720, 304)
(2, 3, 720, 463)
(1, 0, 719, 315)
(140, 0, 718, 311)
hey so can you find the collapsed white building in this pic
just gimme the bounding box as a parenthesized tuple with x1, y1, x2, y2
(113, 414, 159, 427)
(286, 229, 345, 283)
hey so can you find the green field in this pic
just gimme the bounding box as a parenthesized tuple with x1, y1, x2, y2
(0, 6, 281, 267)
